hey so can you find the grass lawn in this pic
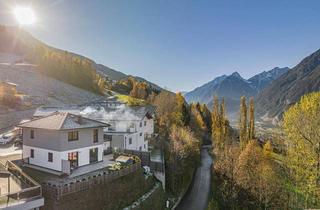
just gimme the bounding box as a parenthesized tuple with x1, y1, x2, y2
(115, 94, 146, 106)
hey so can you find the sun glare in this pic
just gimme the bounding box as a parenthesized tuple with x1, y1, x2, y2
(13, 7, 36, 25)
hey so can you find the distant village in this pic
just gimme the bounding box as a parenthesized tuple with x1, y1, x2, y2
(0, 80, 164, 210)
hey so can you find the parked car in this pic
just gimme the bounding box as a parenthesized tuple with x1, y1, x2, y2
(0, 133, 14, 145)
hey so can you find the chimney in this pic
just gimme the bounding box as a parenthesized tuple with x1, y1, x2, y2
(76, 115, 83, 124)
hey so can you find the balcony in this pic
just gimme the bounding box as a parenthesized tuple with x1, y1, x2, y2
(0, 161, 44, 209)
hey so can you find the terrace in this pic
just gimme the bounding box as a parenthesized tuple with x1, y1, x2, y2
(17, 154, 116, 185)
(0, 161, 43, 210)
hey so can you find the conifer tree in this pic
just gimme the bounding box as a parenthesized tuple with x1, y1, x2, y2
(248, 97, 255, 140)
(239, 96, 247, 149)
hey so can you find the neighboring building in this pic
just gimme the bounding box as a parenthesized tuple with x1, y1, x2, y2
(18, 112, 109, 174)
(99, 105, 155, 152)
(0, 81, 17, 95)
(82, 96, 126, 108)
(33, 106, 81, 118)
(0, 163, 44, 210)
(0, 81, 21, 105)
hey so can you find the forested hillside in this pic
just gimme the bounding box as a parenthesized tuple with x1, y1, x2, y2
(0, 25, 106, 94)
(0, 25, 161, 96)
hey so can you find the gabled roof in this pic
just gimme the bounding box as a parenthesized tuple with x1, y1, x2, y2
(130, 105, 156, 119)
(0, 81, 17, 86)
(18, 112, 109, 130)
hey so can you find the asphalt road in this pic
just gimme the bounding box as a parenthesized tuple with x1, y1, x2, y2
(176, 146, 213, 210)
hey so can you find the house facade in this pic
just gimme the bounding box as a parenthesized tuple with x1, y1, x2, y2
(19, 112, 109, 173)
(32, 103, 156, 153)
(103, 106, 155, 152)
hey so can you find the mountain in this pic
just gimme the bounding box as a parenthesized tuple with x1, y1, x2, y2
(185, 71, 256, 119)
(256, 49, 320, 119)
(185, 68, 289, 119)
(184, 74, 227, 104)
(94, 64, 127, 81)
(248, 67, 290, 92)
(0, 25, 161, 95)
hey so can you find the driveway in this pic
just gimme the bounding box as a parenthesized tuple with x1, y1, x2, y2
(0, 143, 22, 157)
(176, 146, 213, 210)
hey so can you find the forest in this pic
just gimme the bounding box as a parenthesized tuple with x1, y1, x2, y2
(208, 92, 320, 210)
(133, 87, 320, 209)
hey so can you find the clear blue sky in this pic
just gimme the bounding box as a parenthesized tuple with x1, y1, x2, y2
(1, 0, 320, 92)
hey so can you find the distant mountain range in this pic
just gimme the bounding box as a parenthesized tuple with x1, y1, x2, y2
(185, 67, 289, 117)
(256, 49, 320, 119)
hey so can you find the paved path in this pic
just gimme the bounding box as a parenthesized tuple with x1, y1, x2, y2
(176, 146, 213, 210)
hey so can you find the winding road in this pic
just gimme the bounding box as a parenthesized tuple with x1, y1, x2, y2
(176, 146, 213, 210)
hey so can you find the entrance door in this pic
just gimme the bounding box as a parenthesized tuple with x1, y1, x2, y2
(90, 148, 98, 163)
(68, 152, 78, 168)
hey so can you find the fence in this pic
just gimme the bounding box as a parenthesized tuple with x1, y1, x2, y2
(42, 162, 141, 201)
(0, 161, 42, 207)
(124, 150, 151, 166)
(124, 149, 165, 172)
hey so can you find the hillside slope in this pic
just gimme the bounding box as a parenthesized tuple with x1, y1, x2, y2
(0, 25, 161, 95)
(0, 63, 104, 132)
(256, 49, 320, 118)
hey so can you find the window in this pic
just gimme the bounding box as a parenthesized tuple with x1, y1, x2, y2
(30, 130, 34, 139)
(104, 134, 112, 142)
(129, 138, 132, 145)
(30, 149, 34, 158)
(68, 131, 79, 141)
(144, 121, 147, 126)
(140, 122, 142, 127)
(48, 152, 53, 162)
(140, 132, 142, 137)
(139, 146, 142, 151)
(93, 129, 98, 143)
(90, 148, 98, 163)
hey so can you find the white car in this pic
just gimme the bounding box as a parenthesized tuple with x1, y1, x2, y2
(0, 133, 14, 145)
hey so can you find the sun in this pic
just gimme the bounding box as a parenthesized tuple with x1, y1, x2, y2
(13, 7, 36, 25)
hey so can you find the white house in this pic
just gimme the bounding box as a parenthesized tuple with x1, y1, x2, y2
(32, 103, 156, 153)
(18, 112, 109, 174)
(84, 105, 156, 152)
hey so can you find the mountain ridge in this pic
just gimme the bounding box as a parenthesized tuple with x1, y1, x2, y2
(256, 49, 320, 118)
(184, 67, 289, 118)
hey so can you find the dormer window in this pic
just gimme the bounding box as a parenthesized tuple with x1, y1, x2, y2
(140, 122, 142, 127)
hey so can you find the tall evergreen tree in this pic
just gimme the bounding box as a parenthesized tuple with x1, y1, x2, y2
(248, 97, 255, 140)
(239, 96, 247, 149)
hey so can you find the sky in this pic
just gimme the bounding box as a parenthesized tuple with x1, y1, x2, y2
(0, 0, 320, 92)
